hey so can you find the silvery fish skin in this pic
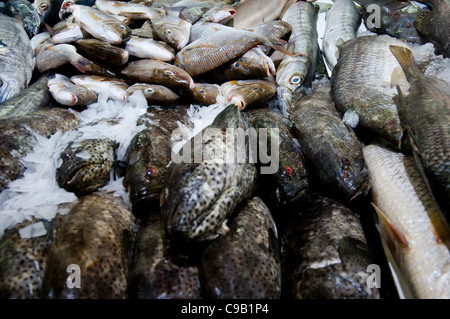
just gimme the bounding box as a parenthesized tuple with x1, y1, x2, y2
(331, 35, 410, 148)
(0, 73, 50, 120)
(59, 0, 96, 20)
(4, 0, 42, 37)
(189, 82, 220, 106)
(283, 195, 380, 299)
(390, 45, 450, 227)
(200, 196, 281, 299)
(244, 108, 309, 209)
(127, 214, 202, 299)
(121, 59, 194, 91)
(231, 0, 293, 29)
(364, 143, 450, 299)
(42, 191, 135, 299)
(289, 79, 369, 204)
(50, 18, 89, 44)
(67, 4, 131, 44)
(74, 38, 129, 67)
(123, 107, 191, 213)
(48, 73, 97, 106)
(0, 108, 81, 192)
(160, 104, 257, 241)
(220, 79, 277, 110)
(0, 13, 34, 104)
(125, 83, 179, 106)
(95, 0, 163, 21)
(414, 0, 450, 57)
(322, 0, 361, 70)
(276, 1, 318, 115)
(125, 36, 175, 61)
(196, 4, 236, 24)
(56, 138, 116, 196)
(151, 11, 192, 50)
(70, 75, 129, 101)
(0, 219, 54, 298)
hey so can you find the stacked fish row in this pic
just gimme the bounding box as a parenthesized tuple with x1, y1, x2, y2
(0, 0, 449, 299)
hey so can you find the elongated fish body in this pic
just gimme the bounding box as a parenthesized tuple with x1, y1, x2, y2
(331, 35, 410, 148)
(276, 1, 318, 114)
(70, 75, 129, 101)
(152, 11, 192, 50)
(200, 196, 281, 298)
(289, 79, 369, 204)
(244, 108, 309, 210)
(42, 191, 135, 299)
(0, 13, 34, 104)
(125, 83, 179, 106)
(189, 82, 220, 105)
(74, 38, 129, 67)
(125, 36, 175, 61)
(390, 45, 450, 227)
(322, 0, 361, 70)
(121, 59, 194, 91)
(48, 73, 97, 107)
(160, 104, 257, 241)
(231, 0, 292, 29)
(283, 195, 380, 299)
(127, 213, 201, 299)
(220, 79, 276, 110)
(4, 0, 42, 37)
(0, 219, 54, 298)
(67, 4, 131, 44)
(174, 29, 279, 77)
(363, 144, 450, 299)
(95, 0, 162, 21)
(0, 108, 80, 192)
(123, 107, 191, 213)
(0, 73, 50, 120)
(414, 0, 450, 57)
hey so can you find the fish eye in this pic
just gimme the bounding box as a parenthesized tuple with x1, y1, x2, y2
(39, 3, 49, 10)
(252, 87, 259, 91)
(290, 76, 302, 84)
(233, 62, 240, 68)
(166, 29, 172, 35)
(62, 2, 73, 9)
(165, 70, 174, 76)
(0, 80, 2, 87)
(199, 89, 205, 94)
(147, 166, 157, 176)
(145, 88, 154, 93)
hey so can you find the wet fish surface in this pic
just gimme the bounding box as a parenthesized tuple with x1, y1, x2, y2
(220, 79, 276, 110)
(4, 0, 42, 37)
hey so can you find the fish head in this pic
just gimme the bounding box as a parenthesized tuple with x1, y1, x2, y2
(21, 13, 42, 37)
(34, 0, 52, 18)
(275, 161, 309, 207)
(156, 65, 194, 91)
(100, 20, 132, 44)
(159, 24, 191, 50)
(0, 76, 20, 103)
(58, 0, 74, 20)
(190, 83, 220, 105)
(223, 80, 276, 110)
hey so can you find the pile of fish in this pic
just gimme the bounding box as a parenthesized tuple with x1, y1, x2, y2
(0, 0, 449, 299)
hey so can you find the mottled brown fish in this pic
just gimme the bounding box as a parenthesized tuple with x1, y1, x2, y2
(189, 82, 220, 106)
(200, 196, 281, 299)
(74, 38, 129, 67)
(125, 83, 179, 106)
(220, 79, 277, 111)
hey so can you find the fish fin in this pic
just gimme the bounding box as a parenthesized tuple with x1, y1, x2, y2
(372, 203, 410, 250)
(389, 45, 418, 79)
(45, 23, 56, 36)
(165, 5, 186, 18)
(392, 85, 409, 149)
(414, 10, 431, 35)
(269, 38, 294, 57)
(279, 0, 297, 20)
(390, 67, 408, 89)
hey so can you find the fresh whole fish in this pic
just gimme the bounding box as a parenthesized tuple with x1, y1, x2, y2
(74, 38, 129, 67)
(364, 143, 450, 299)
(127, 214, 202, 299)
(4, 0, 42, 37)
(59, 0, 96, 20)
(390, 45, 450, 227)
(283, 194, 380, 299)
(33, 0, 64, 25)
(0, 13, 34, 103)
(95, 0, 163, 21)
(200, 196, 281, 298)
(189, 82, 220, 105)
(121, 59, 194, 91)
(276, 0, 319, 115)
(160, 104, 257, 241)
(322, 0, 361, 71)
(220, 79, 277, 110)
(151, 10, 192, 50)
(231, 0, 294, 29)
(125, 36, 175, 61)
(414, 0, 450, 57)
(0, 73, 50, 120)
(48, 73, 97, 106)
(71, 75, 129, 101)
(125, 83, 179, 106)
(42, 191, 135, 299)
(331, 35, 410, 148)
(49, 17, 89, 44)
(289, 79, 369, 204)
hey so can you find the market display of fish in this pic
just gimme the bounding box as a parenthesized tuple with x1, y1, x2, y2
(220, 79, 277, 110)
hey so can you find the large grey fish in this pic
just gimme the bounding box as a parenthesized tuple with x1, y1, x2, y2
(390, 45, 450, 227)
(160, 104, 257, 241)
(331, 35, 410, 148)
(0, 108, 81, 192)
(364, 143, 450, 299)
(244, 108, 309, 211)
(127, 213, 202, 299)
(289, 79, 369, 204)
(0, 73, 50, 120)
(42, 191, 135, 299)
(282, 194, 380, 299)
(0, 13, 34, 103)
(200, 196, 281, 298)
(414, 0, 450, 57)
(4, 0, 42, 37)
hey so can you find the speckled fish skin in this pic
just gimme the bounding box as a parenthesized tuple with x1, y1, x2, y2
(289, 79, 369, 204)
(0, 13, 34, 104)
(160, 104, 257, 241)
(414, 0, 450, 57)
(220, 79, 277, 110)
(283, 195, 380, 299)
(390, 45, 450, 227)
(127, 213, 202, 299)
(364, 143, 450, 299)
(42, 191, 135, 299)
(189, 82, 220, 105)
(200, 196, 281, 299)
(0, 73, 50, 120)
(244, 108, 309, 210)
(0, 219, 54, 298)
(0, 108, 81, 192)
(56, 138, 116, 197)
(322, 0, 361, 70)
(331, 35, 410, 148)
(123, 107, 191, 214)
(74, 38, 129, 67)
(125, 83, 179, 106)
(4, 0, 42, 38)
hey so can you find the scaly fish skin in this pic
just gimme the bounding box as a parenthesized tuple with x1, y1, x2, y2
(42, 191, 135, 299)
(200, 196, 281, 299)
(283, 195, 380, 299)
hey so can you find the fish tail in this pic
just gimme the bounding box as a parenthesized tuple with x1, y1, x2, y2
(270, 38, 294, 57)
(389, 45, 419, 80)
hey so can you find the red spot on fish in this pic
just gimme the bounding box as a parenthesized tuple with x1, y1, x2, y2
(284, 166, 294, 176)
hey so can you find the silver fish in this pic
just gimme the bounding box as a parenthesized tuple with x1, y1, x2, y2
(125, 36, 175, 61)
(48, 73, 97, 106)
